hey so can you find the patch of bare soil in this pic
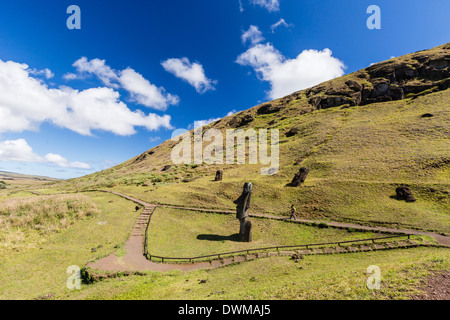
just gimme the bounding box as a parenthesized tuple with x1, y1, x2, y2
(411, 271, 450, 300)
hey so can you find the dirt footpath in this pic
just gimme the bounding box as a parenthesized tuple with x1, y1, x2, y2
(411, 271, 450, 300)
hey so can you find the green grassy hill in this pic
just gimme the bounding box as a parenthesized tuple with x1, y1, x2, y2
(1, 43, 449, 300)
(58, 43, 450, 234)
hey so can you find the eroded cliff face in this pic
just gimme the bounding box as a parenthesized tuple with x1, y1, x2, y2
(221, 43, 450, 130)
(304, 43, 450, 109)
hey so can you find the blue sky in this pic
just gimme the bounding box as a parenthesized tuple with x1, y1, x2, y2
(0, 0, 448, 179)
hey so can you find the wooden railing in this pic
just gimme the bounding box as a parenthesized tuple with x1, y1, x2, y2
(143, 206, 157, 256)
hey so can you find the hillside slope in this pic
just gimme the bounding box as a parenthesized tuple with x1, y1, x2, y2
(60, 43, 450, 233)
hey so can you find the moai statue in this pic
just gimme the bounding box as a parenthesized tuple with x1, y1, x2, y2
(233, 182, 253, 242)
(215, 170, 223, 181)
(290, 167, 309, 186)
(395, 186, 416, 202)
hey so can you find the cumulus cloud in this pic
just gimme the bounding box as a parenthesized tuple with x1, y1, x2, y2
(270, 18, 292, 32)
(241, 25, 265, 46)
(251, 0, 280, 12)
(161, 57, 216, 94)
(236, 43, 345, 99)
(0, 59, 173, 136)
(65, 57, 179, 111)
(190, 110, 237, 129)
(71, 57, 119, 87)
(63, 72, 78, 81)
(43, 153, 91, 169)
(119, 67, 179, 110)
(29, 68, 54, 79)
(0, 139, 90, 169)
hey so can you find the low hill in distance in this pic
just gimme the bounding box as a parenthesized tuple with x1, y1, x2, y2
(56, 43, 450, 234)
(0, 170, 58, 187)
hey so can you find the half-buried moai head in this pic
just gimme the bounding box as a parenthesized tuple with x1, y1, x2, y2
(215, 170, 223, 181)
(395, 186, 417, 202)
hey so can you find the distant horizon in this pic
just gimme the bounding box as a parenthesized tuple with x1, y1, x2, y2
(0, 169, 62, 180)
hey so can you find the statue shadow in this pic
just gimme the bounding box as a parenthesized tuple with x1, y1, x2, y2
(285, 182, 297, 187)
(197, 233, 240, 242)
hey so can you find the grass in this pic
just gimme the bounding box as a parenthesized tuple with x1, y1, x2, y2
(0, 188, 445, 300)
(0, 191, 141, 299)
(147, 207, 379, 258)
(0, 194, 99, 233)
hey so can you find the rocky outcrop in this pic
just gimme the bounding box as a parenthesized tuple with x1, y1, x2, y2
(257, 103, 283, 115)
(302, 44, 450, 110)
(132, 150, 155, 164)
(285, 127, 300, 137)
(227, 114, 254, 127)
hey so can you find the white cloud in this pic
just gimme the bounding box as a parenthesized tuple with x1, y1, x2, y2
(239, 0, 244, 12)
(0, 59, 173, 136)
(161, 57, 216, 94)
(43, 153, 91, 169)
(0, 139, 90, 169)
(71, 57, 119, 88)
(236, 43, 345, 99)
(0, 139, 41, 162)
(66, 57, 179, 110)
(63, 72, 78, 80)
(192, 118, 221, 129)
(242, 25, 265, 46)
(190, 110, 237, 129)
(29, 68, 54, 79)
(149, 136, 161, 142)
(119, 67, 179, 111)
(61, 86, 174, 135)
(270, 18, 292, 32)
(251, 0, 280, 12)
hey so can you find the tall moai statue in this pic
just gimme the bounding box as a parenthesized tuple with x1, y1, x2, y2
(215, 170, 223, 181)
(233, 182, 253, 242)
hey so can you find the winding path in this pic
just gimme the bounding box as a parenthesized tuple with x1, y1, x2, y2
(86, 190, 450, 273)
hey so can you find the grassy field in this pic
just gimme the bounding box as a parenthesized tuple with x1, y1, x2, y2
(0, 193, 100, 253)
(0, 189, 447, 300)
(147, 207, 380, 258)
(0, 191, 141, 299)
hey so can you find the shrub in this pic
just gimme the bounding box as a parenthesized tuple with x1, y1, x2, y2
(318, 222, 329, 229)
